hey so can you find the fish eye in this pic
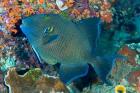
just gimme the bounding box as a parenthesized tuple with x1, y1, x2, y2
(44, 27, 48, 33)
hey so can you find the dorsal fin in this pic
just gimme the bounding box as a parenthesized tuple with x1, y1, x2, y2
(76, 17, 102, 54)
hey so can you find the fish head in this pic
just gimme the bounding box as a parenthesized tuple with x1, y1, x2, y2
(20, 14, 63, 45)
(20, 14, 72, 65)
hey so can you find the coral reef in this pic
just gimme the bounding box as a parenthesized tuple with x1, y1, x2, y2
(0, 0, 114, 36)
(0, 0, 140, 93)
(81, 83, 136, 93)
(0, 56, 16, 72)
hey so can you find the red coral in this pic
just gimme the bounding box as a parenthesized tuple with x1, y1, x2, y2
(100, 11, 113, 23)
(128, 70, 140, 93)
(128, 70, 140, 84)
(118, 45, 137, 66)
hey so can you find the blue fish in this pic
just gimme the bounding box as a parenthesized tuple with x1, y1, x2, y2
(20, 14, 121, 84)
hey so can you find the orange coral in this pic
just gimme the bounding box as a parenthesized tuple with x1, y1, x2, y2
(62, 0, 75, 8)
(8, 6, 21, 17)
(0, 0, 115, 35)
(38, 0, 44, 4)
(101, 1, 111, 10)
(95, 12, 100, 17)
(100, 11, 113, 23)
(10, 29, 18, 34)
(9, 18, 17, 24)
(118, 45, 137, 66)
(0, 4, 22, 34)
(6, 24, 13, 30)
(18, 0, 28, 4)
(38, 7, 45, 13)
(89, 0, 113, 23)
(48, 3, 57, 9)
(71, 9, 81, 17)
(119, 46, 136, 57)
(82, 9, 91, 18)
(0, 16, 3, 23)
(23, 7, 35, 16)
(1, 0, 9, 7)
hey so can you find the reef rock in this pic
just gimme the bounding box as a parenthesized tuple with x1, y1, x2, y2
(4, 68, 69, 93)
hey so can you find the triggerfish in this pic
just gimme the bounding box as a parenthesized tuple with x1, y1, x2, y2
(20, 14, 122, 84)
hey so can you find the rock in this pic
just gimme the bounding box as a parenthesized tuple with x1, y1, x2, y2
(4, 68, 69, 93)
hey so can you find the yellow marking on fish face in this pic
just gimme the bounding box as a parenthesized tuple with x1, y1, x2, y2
(48, 26, 54, 33)
(115, 85, 126, 93)
(44, 26, 54, 35)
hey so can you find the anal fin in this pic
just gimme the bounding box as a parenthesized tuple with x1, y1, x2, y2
(59, 63, 89, 84)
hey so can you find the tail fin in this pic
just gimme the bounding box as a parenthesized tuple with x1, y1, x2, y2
(91, 54, 126, 84)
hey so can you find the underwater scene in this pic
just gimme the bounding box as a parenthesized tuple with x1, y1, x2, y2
(0, 0, 140, 93)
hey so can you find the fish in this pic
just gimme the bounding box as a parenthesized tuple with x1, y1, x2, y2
(20, 14, 122, 84)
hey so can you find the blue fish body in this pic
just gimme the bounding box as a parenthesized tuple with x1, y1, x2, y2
(20, 14, 120, 84)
